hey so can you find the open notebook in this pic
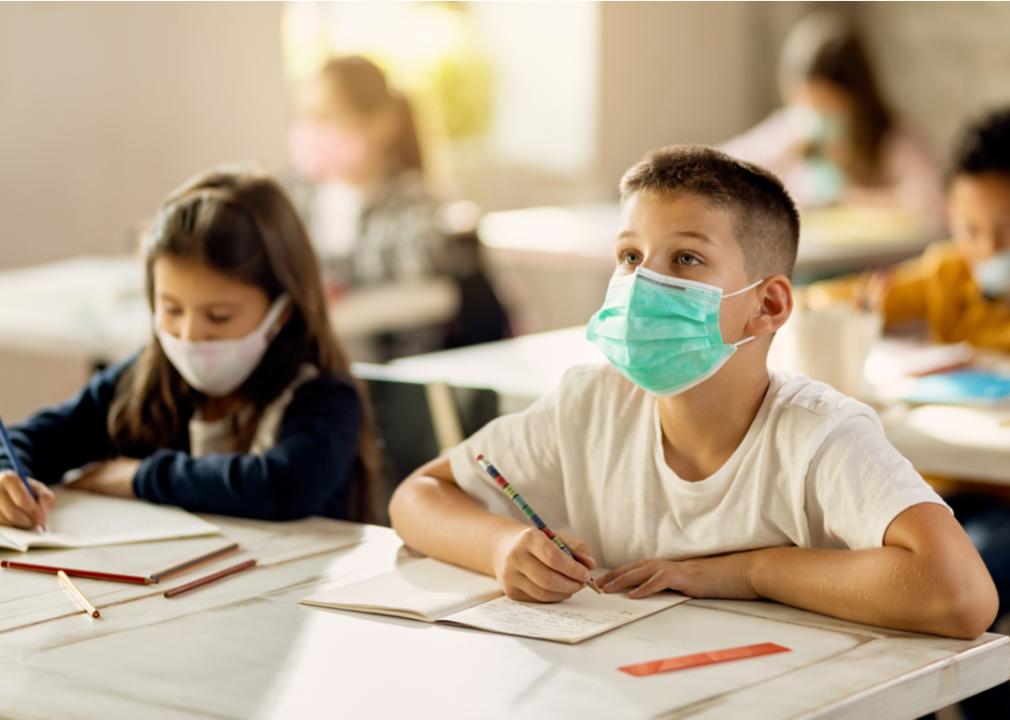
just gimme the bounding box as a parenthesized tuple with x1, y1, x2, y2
(300, 557, 688, 644)
(0, 487, 218, 552)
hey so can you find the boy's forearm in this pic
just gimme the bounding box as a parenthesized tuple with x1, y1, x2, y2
(389, 473, 524, 578)
(747, 546, 994, 639)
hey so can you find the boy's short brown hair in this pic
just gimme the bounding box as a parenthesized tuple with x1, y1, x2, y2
(620, 145, 800, 279)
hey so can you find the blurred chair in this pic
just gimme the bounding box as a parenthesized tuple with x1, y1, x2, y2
(358, 367, 500, 526)
(436, 200, 512, 349)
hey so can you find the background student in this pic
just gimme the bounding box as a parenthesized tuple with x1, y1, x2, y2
(722, 12, 943, 226)
(806, 107, 1010, 350)
(288, 55, 451, 359)
(0, 168, 379, 529)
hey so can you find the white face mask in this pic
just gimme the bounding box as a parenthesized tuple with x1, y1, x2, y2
(156, 295, 290, 397)
(974, 250, 1010, 300)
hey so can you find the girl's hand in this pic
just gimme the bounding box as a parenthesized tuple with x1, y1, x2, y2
(71, 459, 140, 498)
(0, 471, 55, 529)
(599, 552, 761, 600)
(492, 527, 597, 603)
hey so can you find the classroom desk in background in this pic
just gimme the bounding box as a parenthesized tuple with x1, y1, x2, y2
(478, 203, 939, 331)
(0, 256, 458, 364)
(1, 516, 1006, 719)
(354, 326, 1010, 485)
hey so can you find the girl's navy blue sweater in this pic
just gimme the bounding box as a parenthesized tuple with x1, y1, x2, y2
(0, 357, 362, 521)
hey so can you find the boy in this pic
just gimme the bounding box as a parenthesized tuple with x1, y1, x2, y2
(807, 107, 1010, 349)
(390, 145, 996, 639)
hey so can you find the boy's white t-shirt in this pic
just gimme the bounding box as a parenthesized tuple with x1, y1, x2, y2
(448, 364, 947, 569)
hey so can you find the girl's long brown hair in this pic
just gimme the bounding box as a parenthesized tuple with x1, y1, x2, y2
(108, 167, 381, 522)
(779, 12, 894, 186)
(320, 55, 423, 176)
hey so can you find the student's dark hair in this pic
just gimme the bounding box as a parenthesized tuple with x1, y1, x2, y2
(320, 55, 423, 175)
(108, 167, 382, 522)
(950, 107, 1010, 180)
(620, 145, 800, 279)
(779, 12, 894, 185)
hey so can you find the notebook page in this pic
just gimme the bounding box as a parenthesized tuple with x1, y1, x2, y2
(0, 487, 218, 551)
(300, 557, 502, 621)
(445, 587, 688, 643)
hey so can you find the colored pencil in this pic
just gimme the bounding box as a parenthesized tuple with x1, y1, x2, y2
(149, 543, 240, 582)
(476, 454, 601, 593)
(1, 560, 153, 585)
(0, 414, 40, 506)
(57, 570, 101, 619)
(163, 559, 257, 598)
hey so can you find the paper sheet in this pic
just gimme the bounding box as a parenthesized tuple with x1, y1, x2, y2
(0, 487, 218, 551)
(446, 586, 687, 643)
(301, 556, 689, 643)
(300, 557, 501, 620)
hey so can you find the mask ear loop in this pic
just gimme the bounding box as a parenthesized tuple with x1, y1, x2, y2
(261, 295, 291, 342)
(722, 278, 765, 299)
(722, 278, 766, 348)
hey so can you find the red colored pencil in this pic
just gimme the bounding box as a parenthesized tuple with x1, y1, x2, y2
(163, 559, 257, 598)
(1, 560, 152, 585)
(149, 542, 240, 582)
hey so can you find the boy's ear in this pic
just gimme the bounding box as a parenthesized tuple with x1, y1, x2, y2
(749, 275, 793, 337)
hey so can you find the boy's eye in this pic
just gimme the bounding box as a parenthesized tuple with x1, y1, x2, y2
(673, 252, 702, 266)
(619, 250, 642, 266)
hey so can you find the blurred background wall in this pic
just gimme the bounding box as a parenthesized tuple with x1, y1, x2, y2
(4, 1, 1009, 273)
(0, 2, 289, 270)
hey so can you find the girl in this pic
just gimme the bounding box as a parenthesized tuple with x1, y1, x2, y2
(722, 12, 943, 225)
(0, 168, 379, 528)
(288, 55, 449, 359)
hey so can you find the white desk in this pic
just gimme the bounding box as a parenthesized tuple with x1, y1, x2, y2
(354, 326, 1010, 485)
(1, 518, 1006, 719)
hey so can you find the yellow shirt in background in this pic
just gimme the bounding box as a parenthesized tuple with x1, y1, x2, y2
(811, 242, 1010, 352)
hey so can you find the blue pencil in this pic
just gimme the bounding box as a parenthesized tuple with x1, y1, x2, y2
(0, 414, 39, 502)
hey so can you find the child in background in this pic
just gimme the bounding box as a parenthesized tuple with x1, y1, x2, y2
(0, 168, 379, 528)
(807, 108, 1010, 352)
(390, 145, 997, 640)
(288, 55, 448, 358)
(722, 12, 942, 226)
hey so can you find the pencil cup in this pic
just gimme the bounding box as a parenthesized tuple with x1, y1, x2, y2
(775, 305, 882, 398)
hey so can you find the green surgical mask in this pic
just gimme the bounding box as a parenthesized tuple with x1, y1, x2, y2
(586, 267, 762, 396)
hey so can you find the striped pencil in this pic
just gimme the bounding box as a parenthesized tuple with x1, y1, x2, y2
(476, 454, 601, 593)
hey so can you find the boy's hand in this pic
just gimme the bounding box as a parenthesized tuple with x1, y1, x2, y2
(599, 552, 760, 600)
(0, 471, 55, 529)
(71, 458, 140, 498)
(492, 527, 597, 603)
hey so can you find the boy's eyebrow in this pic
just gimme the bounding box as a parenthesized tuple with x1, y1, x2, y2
(615, 229, 716, 244)
(668, 229, 716, 244)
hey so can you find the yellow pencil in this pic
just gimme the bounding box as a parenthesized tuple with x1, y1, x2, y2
(57, 570, 101, 619)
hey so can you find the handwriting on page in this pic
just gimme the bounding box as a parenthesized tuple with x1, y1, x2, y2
(447, 588, 671, 641)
